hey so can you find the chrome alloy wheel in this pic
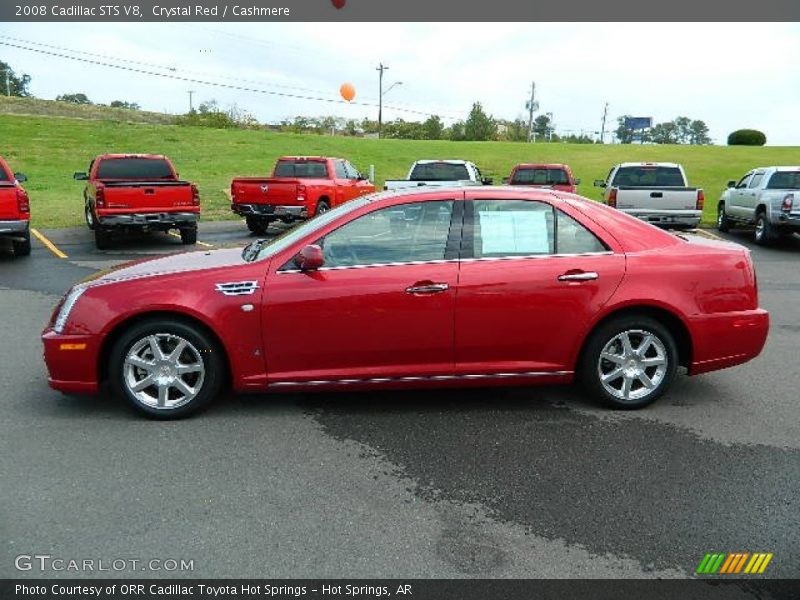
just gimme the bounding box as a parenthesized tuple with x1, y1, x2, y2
(123, 334, 205, 410)
(597, 329, 668, 402)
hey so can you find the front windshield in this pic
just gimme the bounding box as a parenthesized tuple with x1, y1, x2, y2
(253, 194, 377, 261)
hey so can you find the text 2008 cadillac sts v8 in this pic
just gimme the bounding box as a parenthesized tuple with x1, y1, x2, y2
(42, 187, 769, 418)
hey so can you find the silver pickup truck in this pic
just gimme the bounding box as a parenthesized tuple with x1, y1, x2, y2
(593, 162, 703, 228)
(383, 160, 492, 191)
(717, 166, 800, 244)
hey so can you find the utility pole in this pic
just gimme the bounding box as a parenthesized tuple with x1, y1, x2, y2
(376, 63, 388, 139)
(600, 102, 609, 143)
(188, 90, 195, 113)
(5, 70, 10, 97)
(525, 81, 537, 143)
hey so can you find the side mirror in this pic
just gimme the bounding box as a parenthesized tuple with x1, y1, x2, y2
(14, 172, 27, 183)
(593, 179, 606, 188)
(482, 177, 493, 186)
(574, 178, 581, 185)
(73, 172, 88, 180)
(502, 176, 510, 184)
(295, 244, 324, 271)
(727, 180, 736, 188)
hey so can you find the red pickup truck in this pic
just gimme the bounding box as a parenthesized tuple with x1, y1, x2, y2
(75, 154, 200, 249)
(0, 157, 31, 257)
(504, 163, 580, 193)
(230, 156, 375, 234)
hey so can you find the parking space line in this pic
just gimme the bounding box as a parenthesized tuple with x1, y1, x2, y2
(167, 231, 214, 248)
(30, 228, 68, 259)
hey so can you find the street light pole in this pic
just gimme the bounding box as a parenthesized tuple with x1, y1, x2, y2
(376, 63, 388, 139)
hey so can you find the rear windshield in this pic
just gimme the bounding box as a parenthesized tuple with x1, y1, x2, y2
(766, 171, 800, 190)
(410, 162, 470, 181)
(511, 168, 569, 185)
(96, 158, 174, 180)
(611, 166, 684, 187)
(274, 160, 328, 178)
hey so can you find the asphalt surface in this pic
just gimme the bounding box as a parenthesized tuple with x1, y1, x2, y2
(1, 221, 799, 586)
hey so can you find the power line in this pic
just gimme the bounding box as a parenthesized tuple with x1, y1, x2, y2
(0, 39, 461, 120)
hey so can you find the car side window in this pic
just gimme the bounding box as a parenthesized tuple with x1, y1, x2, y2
(736, 174, 752, 189)
(556, 210, 608, 254)
(344, 161, 360, 179)
(333, 160, 348, 179)
(472, 200, 555, 257)
(318, 200, 454, 268)
(748, 173, 764, 188)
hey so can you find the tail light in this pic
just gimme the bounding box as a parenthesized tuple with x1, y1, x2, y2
(296, 184, 306, 202)
(16, 188, 30, 213)
(782, 194, 793, 212)
(696, 189, 705, 211)
(608, 188, 617, 208)
(95, 185, 105, 208)
(191, 183, 200, 206)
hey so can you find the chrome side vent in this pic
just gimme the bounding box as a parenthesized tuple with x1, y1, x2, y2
(215, 281, 259, 296)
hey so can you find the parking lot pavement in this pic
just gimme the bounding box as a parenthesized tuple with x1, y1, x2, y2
(1, 225, 799, 581)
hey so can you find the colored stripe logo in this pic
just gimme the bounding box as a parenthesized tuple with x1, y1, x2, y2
(696, 552, 773, 574)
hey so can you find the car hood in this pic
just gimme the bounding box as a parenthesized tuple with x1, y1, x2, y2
(82, 248, 245, 286)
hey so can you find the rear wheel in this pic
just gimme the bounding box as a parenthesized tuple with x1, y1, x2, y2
(580, 316, 678, 409)
(94, 227, 112, 250)
(716, 202, 730, 233)
(246, 216, 271, 235)
(315, 199, 331, 216)
(754, 211, 777, 245)
(12, 228, 31, 257)
(109, 319, 224, 419)
(179, 226, 197, 245)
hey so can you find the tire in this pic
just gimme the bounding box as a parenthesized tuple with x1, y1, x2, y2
(94, 227, 112, 250)
(179, 226, 197, 245)
(109, 319, 224, 419)
(84, 202, 96, 231)
(315, 199, 331, 216)
(579, 315, 678, 410)
(716, 202, 730, 233)
(12, 228, 31, 257)
(245, 216, 270, 235)
(754, 211, 777, 245)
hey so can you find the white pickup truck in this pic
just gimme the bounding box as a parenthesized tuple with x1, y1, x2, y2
(717, 166, 800, 244)
(593, 162, 704, 228)
(383, 160, 492, 191)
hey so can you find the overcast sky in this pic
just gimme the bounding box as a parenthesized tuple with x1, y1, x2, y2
(1, 22, 798, 144)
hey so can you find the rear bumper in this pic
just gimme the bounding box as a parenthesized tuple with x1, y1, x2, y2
(621, 209, 701, 227)
(231, 203, 308, 219)
(42, 329, 100, 394)
(774, 213, 800, 230)
(688, 309, 769, 375)
(97, 212, 199, 227)
(0, 219, 29, 237)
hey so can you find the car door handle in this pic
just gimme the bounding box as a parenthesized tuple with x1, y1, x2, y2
(405, 282, 449, 294)
(558, 271, 599, 282)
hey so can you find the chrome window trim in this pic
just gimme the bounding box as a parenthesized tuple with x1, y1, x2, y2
(459, 251, 614, 264)
(268, 370, 572, 387)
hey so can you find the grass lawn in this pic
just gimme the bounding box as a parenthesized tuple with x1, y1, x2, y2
(1, 112, 797, 228)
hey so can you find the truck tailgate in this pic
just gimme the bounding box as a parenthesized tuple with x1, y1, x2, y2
(102, 181, 196, 212)
(232, 178, 300, 205)
(0, 184, 19, 220)
(616, 187, 699, 211)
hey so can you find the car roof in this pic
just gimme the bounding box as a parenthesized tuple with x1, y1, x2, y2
(97, 154, 168, 159)
(514, 163, 571, 169)
(617, 162, 681, 168)
(279, 156, 336, 161)
(413, 159, 472, 165)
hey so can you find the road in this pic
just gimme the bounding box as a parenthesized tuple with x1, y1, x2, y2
(1, 222, 798, 583)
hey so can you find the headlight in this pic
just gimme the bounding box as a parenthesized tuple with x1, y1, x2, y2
(53, 286, 87, 334)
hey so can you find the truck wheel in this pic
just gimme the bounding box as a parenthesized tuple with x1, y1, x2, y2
(315, 199, 331, 215)
(12, 228, 31, 257)
(754, 211, 777, 245)
(84, 203, 96, 231)
(179, 226, 197, 245)
(109, 319, 224, 419)
(94, 227, 112, 250)
(716, 202, 730, 233)
(246, 217, 270, 235)
(579, 315, 677, 410)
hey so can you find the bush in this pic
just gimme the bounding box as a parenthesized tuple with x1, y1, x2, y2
(727, 129, 766, 146)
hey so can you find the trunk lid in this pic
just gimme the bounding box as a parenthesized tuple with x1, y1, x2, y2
(231, 178, 303, 206)
(100, 181, 196, 212)
(0, 184, 19, 220)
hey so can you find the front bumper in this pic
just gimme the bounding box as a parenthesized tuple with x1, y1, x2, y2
(689, 309, 769, 375)
(231, 203, 307, 219)
(621, 209, 701, 227)
(42, 329, 100, 394)
(97, 212, 199, 227)
(0, 219, 29, 238)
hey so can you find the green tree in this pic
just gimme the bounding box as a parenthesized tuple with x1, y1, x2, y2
(0, 60, 32, 97)
(615, 115, 635, 144)
(533, 114, 551, 138)
(674, 116, 692, 143)
(109, 100, 140, 110)
(464, 102, 496, 141)
(501, 118, 529, 142)
(56, 93, 92, 105)
(448, 121, 466, 141)
(649, 121, 680, 144)
(421, 115, 444, 140)
(688, 120, 711, 145)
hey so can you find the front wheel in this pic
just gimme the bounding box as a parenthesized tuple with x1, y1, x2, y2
(717, 202, 730, 233)
(84, 203, 96, 231)
(580, 316, 678, 409)
(109, 319, 224, 419)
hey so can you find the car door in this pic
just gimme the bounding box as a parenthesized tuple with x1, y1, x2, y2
(345, 161, 373, 197)
(331, 159, 352, 207)
(262, 194, 462, 383)
(743, 171, 765, 217)
(454, 195, 625, 375)
(728, 172, 753, 219)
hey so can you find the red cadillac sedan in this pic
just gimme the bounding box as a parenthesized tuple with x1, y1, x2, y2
(42, 187, 769, 418)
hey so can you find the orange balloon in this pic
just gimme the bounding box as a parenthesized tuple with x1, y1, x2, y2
(340, 83, 356, 102)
